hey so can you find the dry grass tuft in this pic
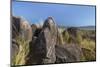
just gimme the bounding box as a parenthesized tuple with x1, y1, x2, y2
(12, 36, 29, 65)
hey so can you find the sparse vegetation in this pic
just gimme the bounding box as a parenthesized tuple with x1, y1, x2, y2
(62, 30, 70, 44)
(12, 36, 29, 65)
(61, 28, 96, 61)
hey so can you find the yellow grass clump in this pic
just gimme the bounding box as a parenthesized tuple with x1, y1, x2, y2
(12, 36, 29, 66)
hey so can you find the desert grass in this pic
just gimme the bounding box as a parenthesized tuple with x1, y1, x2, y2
(61, 29, 95, 61)
(12, 36, 29, 66)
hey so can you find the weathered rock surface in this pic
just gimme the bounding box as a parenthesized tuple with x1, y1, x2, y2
(41, 17, 58, 64)
(55, 44, 83, 63)
(26, 17, 84, 65)
(12, 16, 32, 42)
(11, 39, 19, 60)
(12, 16, 20, 39)
(20, 19, 32, 42)
(27, 17, 58, 64)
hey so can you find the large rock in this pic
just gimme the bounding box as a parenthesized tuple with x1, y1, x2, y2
(12, 16, 20, 39)
(27, 17, 58, 64)
(12, 16, 32, 42)
(36, 17, 57, 63)
(20, 18, 32, 42)
(55, 44, 83, 63)
(26, 17, 84, 64)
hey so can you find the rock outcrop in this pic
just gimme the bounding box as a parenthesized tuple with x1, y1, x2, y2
(12, 16, 20, 39)
(27, 17, 58, 64)
(26, 17, 83, 64)
(55, 42, 84, 63)
(12, 16, 95, 65)
(11, 39, 19, 60)
(12, 16, 32, 42)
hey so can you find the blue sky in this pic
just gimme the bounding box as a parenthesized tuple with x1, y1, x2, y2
(12, 1, 96, 26)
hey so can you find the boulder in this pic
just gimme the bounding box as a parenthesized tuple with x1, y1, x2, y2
(20, 18, 32, 42)
(12, 16, 20, 39)
(12, 16, 33, 42)
(55, 44, 83, 63)
(27, 17, 58, 64)
(36, 17, 58, 64)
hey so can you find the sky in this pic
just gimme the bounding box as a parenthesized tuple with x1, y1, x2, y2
(12, 1, 96, 26)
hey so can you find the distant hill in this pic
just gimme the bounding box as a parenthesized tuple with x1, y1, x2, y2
(58, 25, 95, 30)
(77, 26, 95, 30)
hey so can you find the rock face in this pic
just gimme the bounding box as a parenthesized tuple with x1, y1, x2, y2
(11, 39, 19, 60)
(27, 17, 58, 64)
(55, 44, 83, 63)
(41, 17, 58, 63)
(26, 17, 84, 65)
(55, 45, 76, 63)
(12, 16, 20, 39)
(20, 19, 32, 42)
(12, 16, 32, 42)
